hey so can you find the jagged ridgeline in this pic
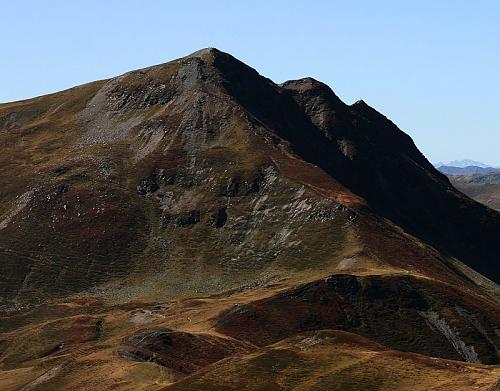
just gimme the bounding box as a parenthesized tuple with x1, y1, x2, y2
(0, 49, 499, 390)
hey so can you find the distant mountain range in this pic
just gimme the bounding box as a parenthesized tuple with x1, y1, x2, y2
(434, 159, 494, 169)
(434, 160, 500, 211)
(437, 165, 499, 175)
(434, 160, 500, 176)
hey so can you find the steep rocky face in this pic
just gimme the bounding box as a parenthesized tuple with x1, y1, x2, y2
(275, 77, 500, 283)
(0, 48, 499, 390)
(188, 50, 500, 283)
(164, 49, 500, 282)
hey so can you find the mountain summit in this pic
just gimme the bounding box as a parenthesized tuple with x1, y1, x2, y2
(0, 49, 499, 390)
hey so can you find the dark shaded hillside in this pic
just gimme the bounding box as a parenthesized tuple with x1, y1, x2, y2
(216, 274, 500, 364)
(200, 50, 500, 282)
(278, 78, 500, 283)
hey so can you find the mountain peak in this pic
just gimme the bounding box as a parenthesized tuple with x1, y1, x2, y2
(352, 99, 368, 107)
(185, 47, 224, 60)
(281, 77, 327, 89)
(0, 48, 498, 287)
(350, 99, 379, 115)
(281, 77, 346, 115)
(1, 48, 500, 390)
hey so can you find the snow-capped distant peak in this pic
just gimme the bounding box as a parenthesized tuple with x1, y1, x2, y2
(435, 159, 490, 168)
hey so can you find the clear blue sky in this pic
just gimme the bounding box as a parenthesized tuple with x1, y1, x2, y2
(2, 1, 499, 165)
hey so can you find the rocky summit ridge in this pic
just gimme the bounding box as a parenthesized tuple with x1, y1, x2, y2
(0, 48, 499, 390)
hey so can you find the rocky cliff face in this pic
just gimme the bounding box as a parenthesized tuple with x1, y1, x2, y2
(0, 49, 499, 390)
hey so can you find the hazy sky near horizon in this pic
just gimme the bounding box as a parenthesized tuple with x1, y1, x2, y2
(1, 1, 499, 165)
